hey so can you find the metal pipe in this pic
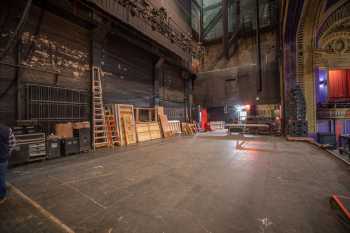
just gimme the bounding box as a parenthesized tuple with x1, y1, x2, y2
(223, 0, 229, 59)
(255, 0, 262, 93)
(200, 0, 204, 41)
(16, 42, 22, 120)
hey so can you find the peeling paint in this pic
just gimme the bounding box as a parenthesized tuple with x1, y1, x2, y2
(21, 32, 89, 78)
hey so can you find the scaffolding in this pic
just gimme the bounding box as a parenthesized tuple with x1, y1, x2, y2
(193, 0, 277, 41)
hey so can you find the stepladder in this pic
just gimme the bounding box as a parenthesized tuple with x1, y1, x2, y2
(92, 67, 108, 149)
(104, 106, 120, 147)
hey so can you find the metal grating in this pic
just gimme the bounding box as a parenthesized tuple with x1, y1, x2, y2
(25, 84, 89, 133)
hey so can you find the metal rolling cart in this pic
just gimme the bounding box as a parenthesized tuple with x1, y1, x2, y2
(10, 133, 46, 166)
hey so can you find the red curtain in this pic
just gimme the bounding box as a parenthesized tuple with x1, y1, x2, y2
(328, 70, 348, 99)
(348, 70, 350, 96)
(201, 109, 208, 129)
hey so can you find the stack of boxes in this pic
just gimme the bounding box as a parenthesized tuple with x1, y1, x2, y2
(55, 122, 90, 156)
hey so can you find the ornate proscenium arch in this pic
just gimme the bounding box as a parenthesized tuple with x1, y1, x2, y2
(294, 0, 350, 133)
(315, 2, 350, 66)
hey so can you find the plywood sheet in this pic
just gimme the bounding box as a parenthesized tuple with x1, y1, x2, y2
(116, 104, 136, 145)
(159, 115, 174, 138)
(136, 122, 161, 142)
(122, 115, 137, 145)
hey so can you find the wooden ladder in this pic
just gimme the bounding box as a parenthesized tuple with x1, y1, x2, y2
(92, 67, 108, 149)
(104, 106, 120, 147)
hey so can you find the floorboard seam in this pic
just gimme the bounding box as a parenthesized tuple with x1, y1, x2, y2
(48, 175, 108, 210)
(8, 182, 76, 233)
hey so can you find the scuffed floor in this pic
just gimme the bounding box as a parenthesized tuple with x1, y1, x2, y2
(2, 133, 350, 233)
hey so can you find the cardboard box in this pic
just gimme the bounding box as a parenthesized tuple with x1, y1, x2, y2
(72, 121, 90, 129)
(55, 123, 73, 139)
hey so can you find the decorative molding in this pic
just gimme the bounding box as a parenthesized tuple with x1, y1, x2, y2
(317, 1, 350, 43)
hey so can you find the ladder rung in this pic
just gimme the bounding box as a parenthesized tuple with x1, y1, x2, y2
(94, 138, 107, 141)
(94, 122, 106, 124)
(94, 130, 106, 133)
(94, 128, 106, 133)
(94, 143, 108, 148)
(94, 126, 106, 129)
(94, 126, 106, 128)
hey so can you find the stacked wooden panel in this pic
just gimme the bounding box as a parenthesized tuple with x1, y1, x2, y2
(136, 122, 161, 142)
(116, 104, 137, 146)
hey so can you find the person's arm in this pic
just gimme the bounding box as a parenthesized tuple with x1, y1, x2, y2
(8, 128, 16, 154)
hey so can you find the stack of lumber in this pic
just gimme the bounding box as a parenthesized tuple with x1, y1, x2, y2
(181, 123, 197, 135)
(136, 122, 161, 142)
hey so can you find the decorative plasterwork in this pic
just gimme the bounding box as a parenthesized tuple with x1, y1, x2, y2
(317, 0, 350, 40)
(318, 16, 350, 55)
(314, 17, 350, 68)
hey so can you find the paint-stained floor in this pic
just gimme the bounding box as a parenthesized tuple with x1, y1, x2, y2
(2, 132, 350, 233)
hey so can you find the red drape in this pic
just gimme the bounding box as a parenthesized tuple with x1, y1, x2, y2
(348, 70, 350, 96)
(201, 109, 208, 129)
(328, 70, 348, 99)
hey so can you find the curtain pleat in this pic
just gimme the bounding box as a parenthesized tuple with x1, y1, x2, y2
(328, 70, 348, 99)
